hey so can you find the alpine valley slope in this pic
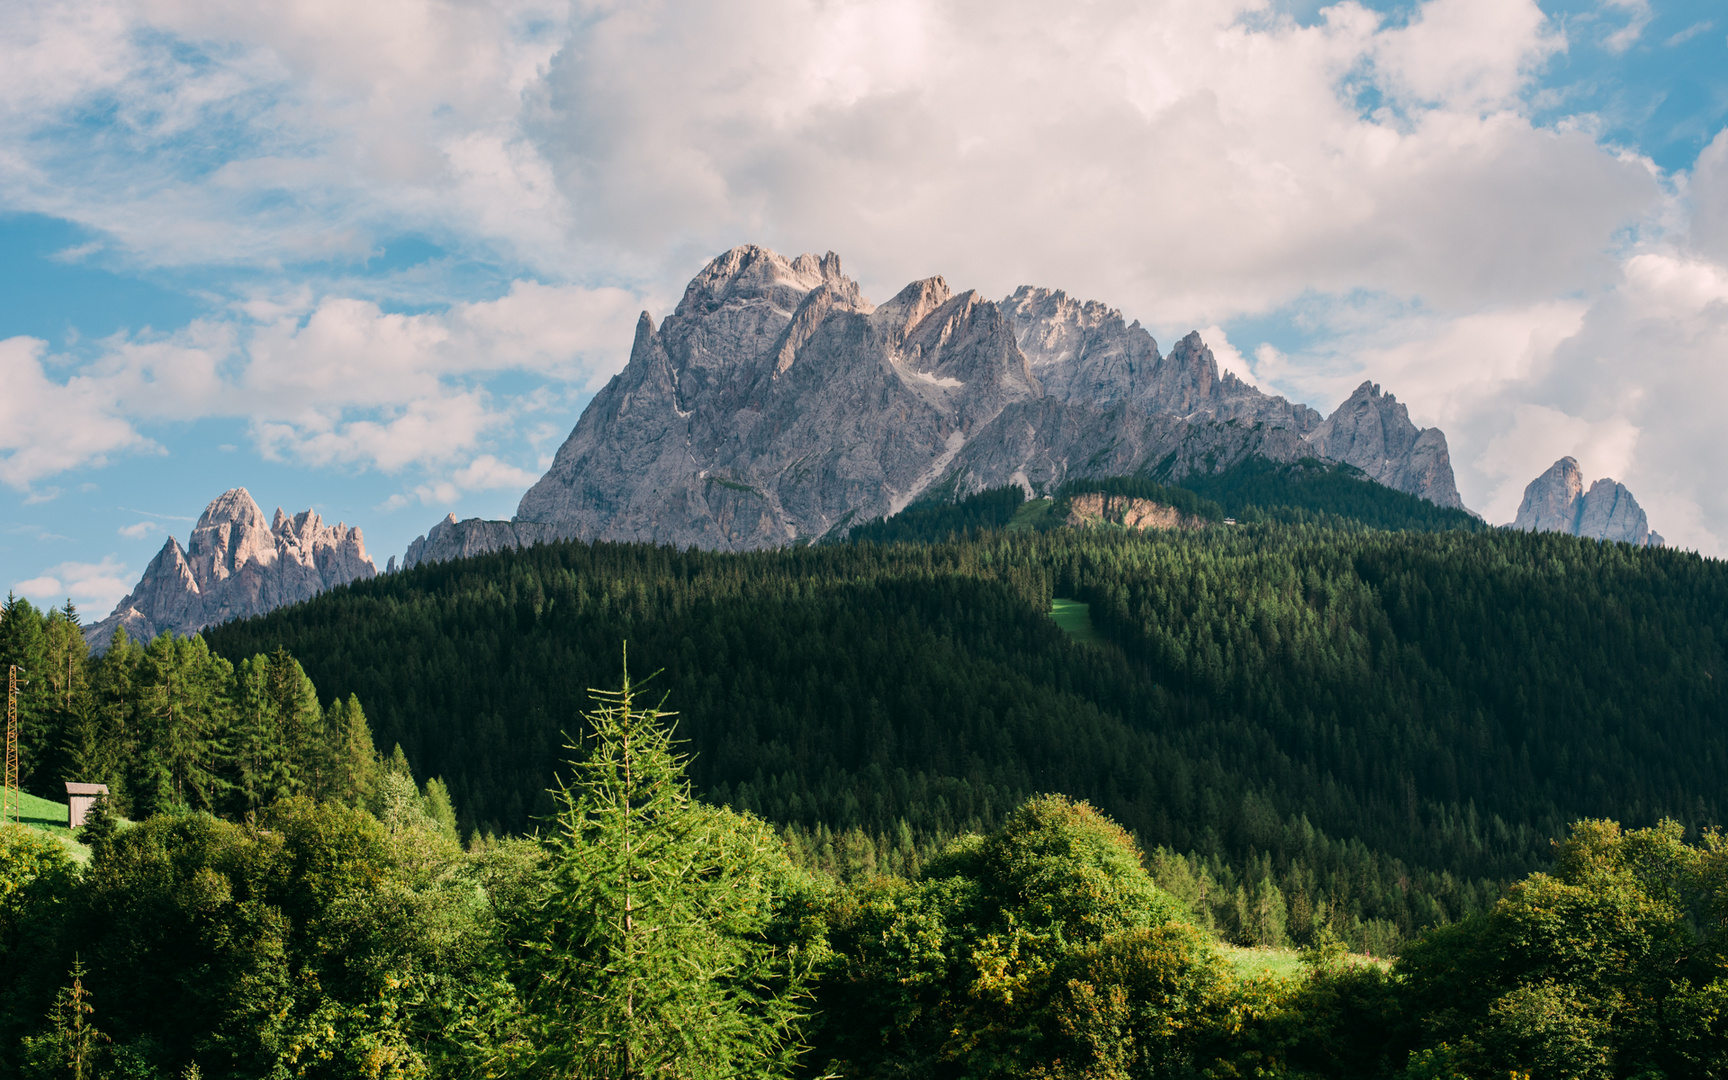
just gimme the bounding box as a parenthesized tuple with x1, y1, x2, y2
(402, 245, 1462, 565)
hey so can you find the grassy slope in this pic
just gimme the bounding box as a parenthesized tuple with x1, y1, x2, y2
(4, 787, 92, 863)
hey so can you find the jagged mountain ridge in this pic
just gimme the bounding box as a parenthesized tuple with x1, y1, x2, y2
(403, 245, 1462, 565)
(1512, 457, 1664, 547)
(86, 489, 376, 650)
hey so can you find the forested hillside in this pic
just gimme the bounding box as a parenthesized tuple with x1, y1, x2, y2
(205, 512, 1727, 950)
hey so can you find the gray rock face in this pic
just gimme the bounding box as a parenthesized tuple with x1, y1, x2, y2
(1303, 382, 1464, 508)
(85, 489, 377, 650)
(1513, 456, 1584, 533)
(1512, 457, 1661, 546)
(998, 287, 1322, 432)
(404, 245, 1466, 565)
(400, 514, 573, 571)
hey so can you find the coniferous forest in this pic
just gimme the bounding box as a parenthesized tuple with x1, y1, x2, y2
(2, 463, 1726, 1077)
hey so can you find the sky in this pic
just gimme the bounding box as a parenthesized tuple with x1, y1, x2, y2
(3, 0, 1726, 617)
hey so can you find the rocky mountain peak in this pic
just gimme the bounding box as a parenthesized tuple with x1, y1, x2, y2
(1513, 456, 1585, 533)
(874, 276, 954, 339)
(1000, 286, 1158, 407)
(1513, 457, 1661, 546)
(197, 487, 270, 532)
(1304, 381, 1463, 508)
(678, 244, 854, 316)
(85, 490, 378, 651)
(414, 245, 1471, 565)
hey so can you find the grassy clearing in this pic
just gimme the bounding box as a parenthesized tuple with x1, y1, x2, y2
(1218, 944, 1392, 981)
(1006, 497, 1055, 531)
(4, 787, 92, 863)
(5, 786, 70, 832)
(1049, 598, 1105, 645)
(1219, 945, 1307, 981)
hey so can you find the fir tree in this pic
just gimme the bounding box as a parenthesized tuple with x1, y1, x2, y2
(263, 648, 324, 799)
(324, 693, 382, 809)
(514, 655, 813, 1079)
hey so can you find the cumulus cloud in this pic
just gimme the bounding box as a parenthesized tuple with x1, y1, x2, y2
(0, 278, 641, 489)
(0, 336, 156, 489)
(12, 555, 134, 613)
(2, 0, 1725, 553)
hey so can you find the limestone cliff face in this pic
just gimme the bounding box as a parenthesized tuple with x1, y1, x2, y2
(1065, 493, 1206, 531)
(1512, 457, 1662, 546)
(1303, 382, 1463, 508)
(402, 245, 1465, 566)
(85, 489, 376, 650)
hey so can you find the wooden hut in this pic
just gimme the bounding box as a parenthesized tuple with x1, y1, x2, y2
(65, 782, 109, 829)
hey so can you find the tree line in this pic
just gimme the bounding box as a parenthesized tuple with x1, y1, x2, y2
(0, 595, 436, 824)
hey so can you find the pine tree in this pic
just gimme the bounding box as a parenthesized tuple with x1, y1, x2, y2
(515, 655, 813, 1079)
(229, 655, 291, 815)
(79, 793, 118, 860)
(422, 776, 460, 843)
(20, 955, 110, 1079)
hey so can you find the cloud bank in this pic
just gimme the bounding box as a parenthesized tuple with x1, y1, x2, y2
(2, 0, 1725, 552)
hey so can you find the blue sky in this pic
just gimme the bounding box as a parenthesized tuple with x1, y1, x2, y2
(4, 0, 1727, 614)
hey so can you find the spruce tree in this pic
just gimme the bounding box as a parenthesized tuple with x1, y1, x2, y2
(325, 694, 382, 808)
(263, 648, 324, 799)
(0, 593, 52, 793)
(515, 655, 812, 1079)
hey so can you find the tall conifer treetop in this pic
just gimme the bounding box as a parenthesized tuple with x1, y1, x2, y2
(513, 653, 816, 1079)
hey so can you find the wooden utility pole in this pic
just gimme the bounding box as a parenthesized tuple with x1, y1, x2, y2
(4, 664, 19, 825)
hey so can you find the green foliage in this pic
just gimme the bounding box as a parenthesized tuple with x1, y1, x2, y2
(0, 824, 78, 943)
(817, 795, 1227, 1078)
(0, 795, 506, 1079)
(19, 955, 110, 1080)
(0, 602, 384, 831)
(1393, 818, 1728, 1078)
(507, 661, 817, 1078)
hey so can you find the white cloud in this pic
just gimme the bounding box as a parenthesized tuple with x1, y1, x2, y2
(0, 280, 641, 489)
(13, 555, 134, 613)
(1600, 0, 1653, 54)
(1196, 326, 1257, 384)
(2, 0, 1726, 555)
(379, 452, 541, 510)
(0, 336, 155, 490)
(118, 520, 161, 539)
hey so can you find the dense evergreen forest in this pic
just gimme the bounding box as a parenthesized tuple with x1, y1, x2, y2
(193, 471, 1727, 954)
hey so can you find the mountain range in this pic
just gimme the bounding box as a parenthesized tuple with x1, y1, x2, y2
(85, 246, 1671, 639)
(401, 245, 1462, 567)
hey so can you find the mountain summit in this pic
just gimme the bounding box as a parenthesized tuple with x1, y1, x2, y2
(404, 245, 1464, 565)
(86, 489, 376, 649)
(1512, 457, 1663, 547)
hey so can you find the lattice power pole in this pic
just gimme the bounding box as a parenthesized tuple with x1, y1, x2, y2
(4, 665, 19, 825)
